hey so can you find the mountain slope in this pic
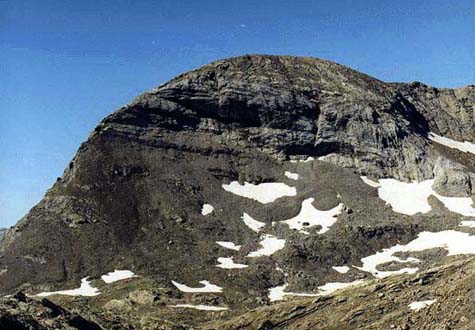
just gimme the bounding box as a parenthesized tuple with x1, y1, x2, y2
(1, 55, 474, 328)
(206, 257, 475, 330)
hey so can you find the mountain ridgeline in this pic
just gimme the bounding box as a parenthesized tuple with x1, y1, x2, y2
(1, 55, 475, 329)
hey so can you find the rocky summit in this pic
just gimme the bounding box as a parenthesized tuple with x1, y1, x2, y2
(1, 55, 475, 329)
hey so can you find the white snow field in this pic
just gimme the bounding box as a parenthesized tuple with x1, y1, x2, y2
(428, 132, 475, 155)
(332, 266, 350, 274)
(282, 198, 343, 234)
(216, 241, 242, 251)
(268, 280, 365, 302)
(360, 177, 475, 217)
(268, 284, 289, 302)
(408, 299, 436, 311)
(360, 176, 381, 188)
(317, 280, 365, 295)
(247, 234, 286, 257)
(216, 257, 248, 269)
(284, 171, 299, 180)
(222, 181, 296, 203)
(268, 284, 318, 302)
(101, 270, 136, 283)
(241, 213, 266, 232)
(171, 304, 228, 311)
(460, 221, 475, 228)
(356, 230, 475, 278)
(36, 277, 100, 297)
(290, 156, 315, 163)
(434, 193, 475, 217)
(377, 179, 434, 215)
(171, 280, 223, 293)
(201, 204, 214, 215)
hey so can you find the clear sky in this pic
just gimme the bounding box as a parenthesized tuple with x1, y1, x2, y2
(1, 0, 474, 227)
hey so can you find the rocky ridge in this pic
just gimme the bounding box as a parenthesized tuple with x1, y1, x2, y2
(0, 228, 6, 241)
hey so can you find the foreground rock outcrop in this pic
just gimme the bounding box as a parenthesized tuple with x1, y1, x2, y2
(1, 55, 474, 328)
(0, 292, 101, 330)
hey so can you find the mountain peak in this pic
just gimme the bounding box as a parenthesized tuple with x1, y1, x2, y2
(1, 56, 474, 329)
(155, 54, 388, 100)
(94, 56, 472, 182)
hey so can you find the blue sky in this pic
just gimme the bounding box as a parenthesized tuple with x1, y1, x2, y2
(1, 0, 474, 227)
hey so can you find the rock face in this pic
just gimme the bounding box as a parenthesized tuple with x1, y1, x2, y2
(433, 157, 475, 197)
(1, 55, 474, 328)
(0, 228, 6, 240)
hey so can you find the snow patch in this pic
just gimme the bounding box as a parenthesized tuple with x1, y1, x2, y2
(434, 194, 475, 217)
(282, 198, 343, 234)
(268, 284, 318, 302)
(201, 204, 214, 216)
(36, 277, 99, 297)
(360, 177, 475, 217)
(332, 266, 350, 274)
(171, 280, 223, 293)
(317, 155, 331, 161)
(409, 299, 436, 311)
(247, 234, 286, 257)
(216, 241, 241, 251)
(242, 213, 266, 232)
(268, 284, 288, 302)
(284, 171, 299, 180)
(460, 221, 475, 228)
(222, 181, 296, 204)
(317, 280, 365, 295)
(429, 133, 475, 155)
(356, 230, 475, 278)
(101, 270, 136, 283)
(290, 157, 315, 163)
(377, 179, 434, 215)
(171, 304, 228, 311)
(216, 257, 248, 269)
(360, 176, 380, 188)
